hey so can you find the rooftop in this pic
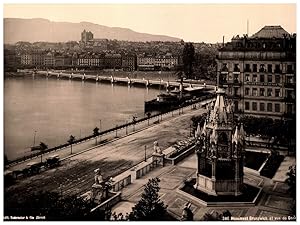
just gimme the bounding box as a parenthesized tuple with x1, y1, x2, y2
(251, 25, 290, 39)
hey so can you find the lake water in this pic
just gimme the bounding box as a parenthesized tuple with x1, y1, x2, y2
(4, 77, 159, 160)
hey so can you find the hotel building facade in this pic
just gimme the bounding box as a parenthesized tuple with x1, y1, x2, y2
(216, 26, 296, 119)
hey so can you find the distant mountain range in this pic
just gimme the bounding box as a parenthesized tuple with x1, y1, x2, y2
(4, 18, 181, 44)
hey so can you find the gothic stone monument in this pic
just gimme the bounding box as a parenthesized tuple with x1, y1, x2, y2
(194, 88, 245, 196)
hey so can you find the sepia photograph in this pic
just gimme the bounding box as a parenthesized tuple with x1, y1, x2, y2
(2, 1, 297, 222)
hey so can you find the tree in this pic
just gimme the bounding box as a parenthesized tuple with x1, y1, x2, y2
(68, 135, 76, 154)
(128, 177, 167, 221)
(39, 142, 48, 151)
(4, 191, 105, 221)
(286, 165, 296, 198)
(93, 127, 100, 145)
(182, 43, 195, 79)
(285, 165, 296, 215)
(39, 142, 48, 163)
(191, 113, 207, 130)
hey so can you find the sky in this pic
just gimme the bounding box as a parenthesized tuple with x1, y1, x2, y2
(3, 3, 297, 43)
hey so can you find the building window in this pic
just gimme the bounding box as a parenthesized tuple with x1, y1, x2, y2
(222, 63, 228, 71)
(234, 64, 240, 72)
(245, 74, 250, 82)
(260, 74, 265, 83)
(260, 103, 265, 111)
(252, 64, 257, 72)
(275, 75, 280, 83)
(275, 89, 281, 97)
(275, 104, 280, 113)
(234, 74, 239, 82)
(268, 64, 273, 73)
(253, 74, 258, 82)
(267, 103, 272, 112)
(252, 102, 257, 111)
(260, 88, 265, 96)
(234, 87, 239, 96)
(245, 64, 251, 72)
(287, 90, 294, 99)
(267, 88, 272, 97)
(259, 64, 266, 72)
(252, 88, 258, 96)
(287, 104, 293, 114)
(268, 75, 272, 83)
(245, 102, 250, 110)
(275, 64, 281, 73)
(234, 101, 239, 112)
(287, 64, 293, 73)
(245, 88, 250, 96)
(286, 75, 293, 83)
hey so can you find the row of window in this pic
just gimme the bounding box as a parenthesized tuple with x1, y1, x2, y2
(244, 63, 283, 73)
(222, 63, 294, 73)
(245, 87, 281, 97)
(245, 102, 281, 113)
(245, 74, 281, 83)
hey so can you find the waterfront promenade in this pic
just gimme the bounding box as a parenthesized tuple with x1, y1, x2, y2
(5, 101, 209, 204)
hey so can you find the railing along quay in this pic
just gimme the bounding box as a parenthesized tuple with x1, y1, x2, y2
(6, 94, 215, 167)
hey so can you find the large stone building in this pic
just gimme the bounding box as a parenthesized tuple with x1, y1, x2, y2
(194, 88, 245, 196)
(81, 30, 94, 43)
(20, 53, 32, 65)
(137, 54, 179, 71)
(104, 53, 122, 69)
(44, 52, 55, 67)
(122, 54, 137, 71)
(77, 53, 105, 68)
(216, 26, 296, 118)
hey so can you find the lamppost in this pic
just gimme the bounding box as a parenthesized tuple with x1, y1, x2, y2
(132, 115, 137, 132)
(33, 130, 37, 147)
(99, 119, 102, 142)
(68, 135, 75, 155)
(146, 112, 151, 126)
(144, 145, 147, 162)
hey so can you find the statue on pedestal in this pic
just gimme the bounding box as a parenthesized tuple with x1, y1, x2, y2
(153, 141, 162, 154)
(91, 168, 104, 201)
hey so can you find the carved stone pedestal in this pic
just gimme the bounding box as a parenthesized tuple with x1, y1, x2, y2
(152, 153, 165, 167)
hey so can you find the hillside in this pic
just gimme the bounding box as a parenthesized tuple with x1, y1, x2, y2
(4, 18, 181, 43)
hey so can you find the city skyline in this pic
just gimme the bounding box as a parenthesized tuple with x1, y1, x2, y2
(4, 3, 296, 43)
